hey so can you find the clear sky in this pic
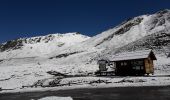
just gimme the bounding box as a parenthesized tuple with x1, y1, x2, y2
(0, 0, 170, 43)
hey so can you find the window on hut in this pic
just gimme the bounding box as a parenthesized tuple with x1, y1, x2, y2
(120, 62, 127, 66)
(131, 60, 144, 70)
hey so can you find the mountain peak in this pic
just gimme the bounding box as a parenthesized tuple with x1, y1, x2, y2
(156, 9, 170, 14)
(0, 32, 90, 59)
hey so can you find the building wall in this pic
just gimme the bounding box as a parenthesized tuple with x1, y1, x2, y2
(115, 60, 134, 75)
(150, 58, 154, 73)
(144, 57, 154, 74)
(144, 58, 150, 74)
(115, 59, 146, 75)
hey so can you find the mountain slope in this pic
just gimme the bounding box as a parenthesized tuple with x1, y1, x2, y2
(48, 9, 170, 65)
(0, 32, 90, 59)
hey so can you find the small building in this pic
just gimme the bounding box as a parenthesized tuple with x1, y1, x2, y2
(95, 59, 115, 76)
(97, 59, 109, 71)
(111, 49, 157, 76)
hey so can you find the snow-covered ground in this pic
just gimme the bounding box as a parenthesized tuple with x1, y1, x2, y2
(1, 76, 170, 94)
(154, 55, 170, 75)
(0, 54, 169, 91)
(38, 96, 73, 100)
(0, 53, 169, 90)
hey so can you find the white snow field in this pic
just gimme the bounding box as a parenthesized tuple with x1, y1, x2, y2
(38, 96, 73, 100)
(0, 9, 170, 93)
(1, 76, 170, 94)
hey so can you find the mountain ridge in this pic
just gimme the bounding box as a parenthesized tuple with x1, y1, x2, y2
(48, 9, 170, 61)
(1, 9, 170, 62)
(0, 32, 90, 59)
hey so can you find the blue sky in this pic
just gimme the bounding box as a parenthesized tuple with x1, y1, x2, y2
(0, 0, 170, 43)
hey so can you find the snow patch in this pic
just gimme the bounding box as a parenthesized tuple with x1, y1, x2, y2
(38, 96, 73, 100)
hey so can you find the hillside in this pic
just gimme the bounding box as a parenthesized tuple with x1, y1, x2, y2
(0, 32, 90, 59)
(48, 9, 170, 65)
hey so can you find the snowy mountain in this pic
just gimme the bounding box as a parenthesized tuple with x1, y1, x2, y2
(0, 32, 90, 59)
(0, 9, 170, 90)
(49, 9, 170, 65)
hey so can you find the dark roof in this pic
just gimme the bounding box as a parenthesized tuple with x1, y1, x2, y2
(111, 49, 157, 61)
(98, 59, 109, 63)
